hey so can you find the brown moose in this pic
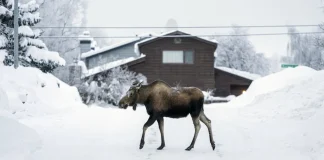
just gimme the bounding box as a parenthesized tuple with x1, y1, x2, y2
(118, 80, 215, 151)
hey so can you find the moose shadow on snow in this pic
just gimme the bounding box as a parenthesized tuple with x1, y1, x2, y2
(118, 80, 215, 151)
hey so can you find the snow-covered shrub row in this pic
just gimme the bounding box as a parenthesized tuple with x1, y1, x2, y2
(0, 0, 65, 73)
(76, 66, 147, 106)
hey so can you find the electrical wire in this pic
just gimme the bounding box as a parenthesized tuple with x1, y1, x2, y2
(31, 24, 321, 29)
(38, 31, 324, 38)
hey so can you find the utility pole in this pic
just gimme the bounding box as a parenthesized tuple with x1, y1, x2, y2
(14, 0, 18, 68)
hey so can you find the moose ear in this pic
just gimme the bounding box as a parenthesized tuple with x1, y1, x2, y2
(136, 81, 143, 90)
(132, 80, 139, 86)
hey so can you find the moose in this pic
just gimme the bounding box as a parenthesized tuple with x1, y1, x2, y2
(118, 80, 215, 151)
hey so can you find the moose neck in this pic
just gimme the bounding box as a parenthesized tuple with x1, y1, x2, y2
(137, 85, 151, 104)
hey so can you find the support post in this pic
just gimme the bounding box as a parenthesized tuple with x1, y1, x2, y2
(14, 0, 19, 68)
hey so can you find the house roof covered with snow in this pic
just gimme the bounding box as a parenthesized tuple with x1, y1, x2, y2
(215, 66, 261, 81)
(135, 30, 217, 48)
(82, 54, 146, 78)
(81, 30, 218, 59)
(80, 33, 157, 59)
(134, 30, 218, 57)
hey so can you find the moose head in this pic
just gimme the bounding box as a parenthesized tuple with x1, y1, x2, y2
(118, 80, 143, 110)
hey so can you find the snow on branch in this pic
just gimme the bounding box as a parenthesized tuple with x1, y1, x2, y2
(18, 26, 34, 37)
(26, 46, 66, 66)
(20, 12, 41, 26)
(19, 0, 39, 13)
(32, 29, 43, 38)
(0, 35, 8, 48)
(20, 37, 47, 49)
(0, 5, 12, 17)
(26, 38, 47, 49)
(6, 0, 14, 8)
(18, 26, 43, 38)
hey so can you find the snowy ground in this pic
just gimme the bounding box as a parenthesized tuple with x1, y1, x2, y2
(1, 66, 324, 160)
(14, 101, 324, 160)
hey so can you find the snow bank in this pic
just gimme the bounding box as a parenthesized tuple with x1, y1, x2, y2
(0, 65, 85, 119)
(243, 69, 324, 120)
(0, 116, 41, 160)
(227, 69, 324, 159)
(229, 66, 317, 107)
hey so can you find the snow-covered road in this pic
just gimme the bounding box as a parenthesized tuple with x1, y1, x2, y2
(18, 102, 324, 160)
(19, 104, 240, 160)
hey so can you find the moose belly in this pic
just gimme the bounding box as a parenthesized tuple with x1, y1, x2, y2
(164, 105, 190, 118)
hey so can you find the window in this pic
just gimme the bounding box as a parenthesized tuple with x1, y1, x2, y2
(184, 50, 193, 64)
(162, 50, 194, 64)
(162, 51, 183, 63)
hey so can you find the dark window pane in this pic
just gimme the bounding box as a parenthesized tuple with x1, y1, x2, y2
(184, 50, 193, 64)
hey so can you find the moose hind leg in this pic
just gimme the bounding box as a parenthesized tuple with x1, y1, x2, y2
(185, 115, 201, 151)
(140, 115, 157, 149)
(157, 117, 165, 150)
(200, 112, 215, 150)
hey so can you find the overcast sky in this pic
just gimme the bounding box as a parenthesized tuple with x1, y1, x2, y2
(86, 0, 324, 57)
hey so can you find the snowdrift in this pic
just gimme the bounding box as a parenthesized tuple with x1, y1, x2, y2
(0, 65, 86, 119)
(242, 68, 324, 120)
(0, 116, 41, 160)
(229, 66, 317, 107)
(227, 67, 324, 159)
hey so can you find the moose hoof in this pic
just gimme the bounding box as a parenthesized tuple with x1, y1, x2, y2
(139, 140, 145, 149)
(157, 144, 165, 150)
(185, 146, 193, 151)
(211, 143, 215, 150)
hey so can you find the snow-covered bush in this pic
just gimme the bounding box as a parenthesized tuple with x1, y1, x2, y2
(0, 0, 65, 73)
(76, 66, 147, 106)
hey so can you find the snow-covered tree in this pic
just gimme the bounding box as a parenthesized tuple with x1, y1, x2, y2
(0, 0, 65, 72)
(253, 53, 270, 76)
(288, 27, 324, 70)
(214, 27, 270, 75)
(33, 0, 110, 64)
(31, 0, 87, 64)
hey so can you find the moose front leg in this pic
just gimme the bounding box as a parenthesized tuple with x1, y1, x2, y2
(140, 115, 157, 149)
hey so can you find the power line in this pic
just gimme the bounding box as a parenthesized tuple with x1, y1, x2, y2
(32, 24, 321, 29)
(38, 31, 324, 39)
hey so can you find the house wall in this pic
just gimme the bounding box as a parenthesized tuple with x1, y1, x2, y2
(129, 37, 216, 91)
(214, 69, 252, 96)
(86, 42, 139, 69)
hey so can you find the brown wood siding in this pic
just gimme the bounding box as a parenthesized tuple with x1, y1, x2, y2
(129, 37, 216, 91)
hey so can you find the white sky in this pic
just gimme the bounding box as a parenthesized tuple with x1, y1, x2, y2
(86, 0, 324, 57)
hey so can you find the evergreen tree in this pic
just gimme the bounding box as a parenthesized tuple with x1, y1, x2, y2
(0, 0, 65, 73)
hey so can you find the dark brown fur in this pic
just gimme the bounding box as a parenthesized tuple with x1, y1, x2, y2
(118, 80, 215, 151)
